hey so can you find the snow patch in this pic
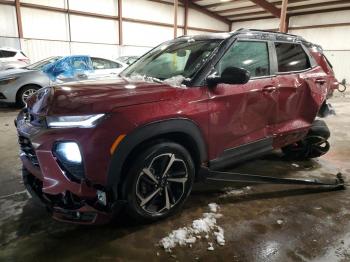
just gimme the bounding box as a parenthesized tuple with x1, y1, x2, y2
(126, 73, 188, 87)
(159, 203, 225, 252)
(208, 203, 219, 213)
(220, 186, 252, 198)
(163, 75, 188, 87)
(291, 163, 300, 167)
(277, 219, 284, 225)
(207, 242, 214, 251)
(214, 226, 225, 246)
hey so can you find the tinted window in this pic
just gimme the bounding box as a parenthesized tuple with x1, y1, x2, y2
(0, 50, 16, 58)
(217, 41, 270, 78)
(275, 43, 310, 72)
(92, 58, 121, 69)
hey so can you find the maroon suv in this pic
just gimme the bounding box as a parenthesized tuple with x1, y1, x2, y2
(16, 29, 338, 224)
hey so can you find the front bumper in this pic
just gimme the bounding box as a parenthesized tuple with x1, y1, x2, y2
(15, 112, 122, 224)
(22, 165, 113, 224)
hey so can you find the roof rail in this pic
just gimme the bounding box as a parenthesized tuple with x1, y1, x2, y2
(236, 28, 300, 38)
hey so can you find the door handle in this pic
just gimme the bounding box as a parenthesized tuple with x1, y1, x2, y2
(315, 79, 326, 85)
(262, 86, 277, 92)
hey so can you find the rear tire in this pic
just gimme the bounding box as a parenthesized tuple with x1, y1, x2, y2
(122, 141, 195, 222)
(282, 120, 330, 160)
(16, 85, 40, 107)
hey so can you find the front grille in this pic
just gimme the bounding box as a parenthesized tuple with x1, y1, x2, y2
(18, 136, 39, 167)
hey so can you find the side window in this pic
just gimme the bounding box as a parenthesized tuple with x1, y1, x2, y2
(0, 50, 16, 58)
(275, 43, 310, 72)
(109, 61, 122, 69)
(216, 41, 270, 78)
(92, 58, 120, 69)
(71, 57, 90, 71)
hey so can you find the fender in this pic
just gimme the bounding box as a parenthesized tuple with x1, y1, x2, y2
(106, 118, 208, 198)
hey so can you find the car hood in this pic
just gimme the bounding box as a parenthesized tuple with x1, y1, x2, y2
(26, 77, 184, 115)
(0, 68, 37, 78)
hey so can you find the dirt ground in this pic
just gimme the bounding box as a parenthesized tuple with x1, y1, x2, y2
(1, 93, 350, 262)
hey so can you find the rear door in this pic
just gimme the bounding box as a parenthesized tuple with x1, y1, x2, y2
(272, 42, 327, 147)
(208, 40, 279, 166)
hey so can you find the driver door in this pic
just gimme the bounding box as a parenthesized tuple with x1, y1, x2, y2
(208, 40, 279, 169)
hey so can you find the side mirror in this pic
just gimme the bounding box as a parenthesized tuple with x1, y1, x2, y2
(207, 67, 251, 87)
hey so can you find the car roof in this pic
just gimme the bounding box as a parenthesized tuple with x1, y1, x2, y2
(176, 28, 318, 49)
(0, 47, 20, 52)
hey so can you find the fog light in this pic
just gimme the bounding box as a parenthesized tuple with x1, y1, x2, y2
(55, 142, 82, 163)
(53, 142, 84, 181)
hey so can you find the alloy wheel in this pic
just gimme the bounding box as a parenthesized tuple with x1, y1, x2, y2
(135, 153, 188, 215)
(22, 89, 37, 104)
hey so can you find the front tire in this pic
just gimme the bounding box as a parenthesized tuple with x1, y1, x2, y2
(123, 141, 195, 222)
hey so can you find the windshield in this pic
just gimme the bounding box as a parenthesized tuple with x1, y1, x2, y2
(26, 56, 62, 70)
(120, 39, 221, 84)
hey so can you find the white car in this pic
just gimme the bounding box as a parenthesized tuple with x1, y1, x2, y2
(0, 47, 30, 70)
(0, 55, 128, 107)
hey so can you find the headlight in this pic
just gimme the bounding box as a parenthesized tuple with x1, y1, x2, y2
(0, 76, 19, 85)
(53, 142, 84, 181)
(46, 114, 105, 128)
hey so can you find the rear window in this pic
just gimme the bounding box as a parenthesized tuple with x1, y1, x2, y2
(275, 43, 310, 72)
(0, 50, 16, 58)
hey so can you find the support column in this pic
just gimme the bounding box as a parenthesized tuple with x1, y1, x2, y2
(174, 0, 178, 39)
(118, 0, 123, 45)
(14, 0, 23, 39)
(184, 0, 188, 36)
(279, 0, 288, 32)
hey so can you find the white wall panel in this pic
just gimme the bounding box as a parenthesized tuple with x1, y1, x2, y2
(231, 18, 280, 31)
(70, 42, 120, 60)
(289, 26, 350, 51)
(21, 0, 67, 9)
(20, 39, 70, 62)
(324, 51, 350, 83)
(123, 21, 173, 47)
(187, 29, 210, 36)
(69, 0, 118, 16)
(290, 11, 350, 27)
(21, 7, 69, 40)
(120, 45, 150, 57)
(188, 8, 228, 31)
(123, 0, 184, 26)
(0, 5, 18, 37)
(0, 37, 21, 49)
(70, 15, 118, 44)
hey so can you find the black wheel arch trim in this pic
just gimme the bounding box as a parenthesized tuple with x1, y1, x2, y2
(106, 118, 208, 198)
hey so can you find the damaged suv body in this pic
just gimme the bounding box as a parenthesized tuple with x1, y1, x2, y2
(16, 29, 338, 224)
